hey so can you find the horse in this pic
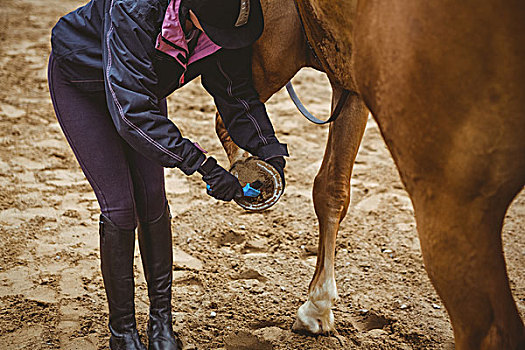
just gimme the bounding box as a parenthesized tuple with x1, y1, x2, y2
(216, 0, 525, 348)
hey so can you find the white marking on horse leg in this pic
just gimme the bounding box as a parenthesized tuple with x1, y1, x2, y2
(293, 268, 338, 334)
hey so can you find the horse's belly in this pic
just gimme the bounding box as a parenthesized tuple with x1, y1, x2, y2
(299, 0, 358, 89)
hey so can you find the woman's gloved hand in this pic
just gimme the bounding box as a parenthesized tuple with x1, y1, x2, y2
(256, 143, 288, 190)
(266, 156, 286, 188)
(198, 157, 243, 201)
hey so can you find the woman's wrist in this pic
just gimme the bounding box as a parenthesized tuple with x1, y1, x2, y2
(197, 157, 217, 176)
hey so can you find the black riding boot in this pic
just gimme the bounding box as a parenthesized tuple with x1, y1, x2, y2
(138, 207, 182, 350)
(99, 215, 146, 350)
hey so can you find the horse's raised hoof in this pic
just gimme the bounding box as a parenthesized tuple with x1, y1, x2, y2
(292, 299, 336, 335)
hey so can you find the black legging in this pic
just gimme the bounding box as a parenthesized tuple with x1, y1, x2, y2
(48, 54, 167, 230)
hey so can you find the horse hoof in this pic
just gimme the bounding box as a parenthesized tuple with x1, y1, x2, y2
(292, 300, 335, 335)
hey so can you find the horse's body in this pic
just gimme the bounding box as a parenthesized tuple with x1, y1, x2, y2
(216, 0, 525, 348)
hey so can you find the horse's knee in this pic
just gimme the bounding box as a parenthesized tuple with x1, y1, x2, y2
(313, 169, 351, 220)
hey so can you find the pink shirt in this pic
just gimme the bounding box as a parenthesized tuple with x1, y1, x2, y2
(155, 0, 222, 85)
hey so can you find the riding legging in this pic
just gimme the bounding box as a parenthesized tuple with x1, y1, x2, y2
(48, 54, 167, 230)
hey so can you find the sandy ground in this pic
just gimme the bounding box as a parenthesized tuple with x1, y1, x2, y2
(0, 0, 523, 349)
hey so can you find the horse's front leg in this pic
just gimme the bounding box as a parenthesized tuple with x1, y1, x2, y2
(293, 85, 368, 334)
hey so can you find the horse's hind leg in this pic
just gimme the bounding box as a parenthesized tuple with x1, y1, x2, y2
(292, 85, 368, 334)
(352, 1, 525, 346)
(215, 113, 247, 165)
(355, 66, 525, 349)
(403, 141, 524, 349)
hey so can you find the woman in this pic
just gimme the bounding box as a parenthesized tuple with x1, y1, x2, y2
(48, 0, 288, 348)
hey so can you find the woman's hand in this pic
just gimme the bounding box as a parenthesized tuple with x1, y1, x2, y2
(266, 156, 285, 188)
(198, 157, 243, 201)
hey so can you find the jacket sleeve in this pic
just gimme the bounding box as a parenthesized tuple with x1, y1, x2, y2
(102, 0, 205, 175)
(200, 47, 289, 161)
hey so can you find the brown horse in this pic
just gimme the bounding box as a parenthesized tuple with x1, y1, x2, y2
(216, 0, 525, 349)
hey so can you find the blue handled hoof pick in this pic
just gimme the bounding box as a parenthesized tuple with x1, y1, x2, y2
(206, 182, 261, 197)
